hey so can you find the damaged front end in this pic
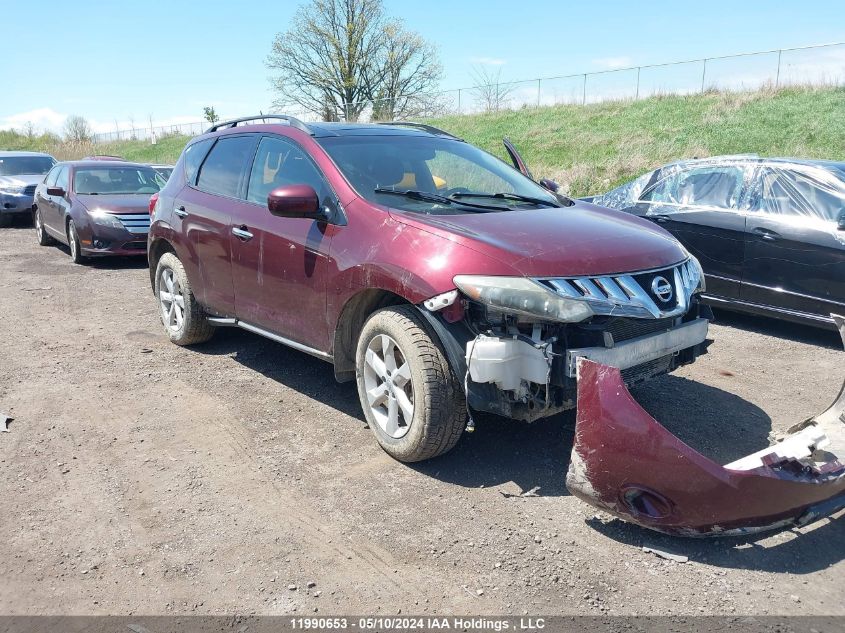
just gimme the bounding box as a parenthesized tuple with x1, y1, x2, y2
(419, 258, 711, 422)
(566, 315, 845, 536)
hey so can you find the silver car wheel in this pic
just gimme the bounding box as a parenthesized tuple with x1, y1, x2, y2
(35, 212, 43, 241)
(158, 267, 186, 333)
(363, 334, 414, 439)
(68, 223, 78, 259)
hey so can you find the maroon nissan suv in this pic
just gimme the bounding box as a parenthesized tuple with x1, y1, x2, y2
(148, 115, 711, 462)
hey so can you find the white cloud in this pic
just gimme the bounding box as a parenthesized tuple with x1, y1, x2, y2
(592, 56, 634, 70)
(470, 56, 507, 66)
(0, 107, 67, 133)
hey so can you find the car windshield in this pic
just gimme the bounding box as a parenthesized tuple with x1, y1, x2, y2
(74, 167, 163, 195)
(317, 135, 561, 215)
(0, 156, 55, 176)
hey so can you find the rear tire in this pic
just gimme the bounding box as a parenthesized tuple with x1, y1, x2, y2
(355, 305, 466, 462)
(67, 219, 86, 264)
(34, 209, 54, 245)
(154, 252, 214, 346)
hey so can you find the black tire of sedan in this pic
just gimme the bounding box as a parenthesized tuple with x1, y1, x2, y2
(35, 209, 54, 246)
(67, 219, 86, 264)
(154, 252, 215, 346)
(355, 305, 466, 462)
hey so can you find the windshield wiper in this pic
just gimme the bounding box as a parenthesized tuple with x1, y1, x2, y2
(449, 191, 560, 207)
(374, 188, 507, 211)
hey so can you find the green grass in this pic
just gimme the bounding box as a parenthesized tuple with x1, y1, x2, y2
(3, 84, 843, 197)
(429, 84, 845, 196)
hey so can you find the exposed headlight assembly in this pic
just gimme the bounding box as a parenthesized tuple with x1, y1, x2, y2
(88, 208, 123, 229)
(453, 275, 594, 323)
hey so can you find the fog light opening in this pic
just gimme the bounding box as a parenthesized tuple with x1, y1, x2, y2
(620, 485, 673, 519)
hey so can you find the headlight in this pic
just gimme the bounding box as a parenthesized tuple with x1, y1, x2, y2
(453, 275, 594, 323)
(88, 209, 123, 229)
(689, 255, 706, 293)
(0, 185, 25, 195)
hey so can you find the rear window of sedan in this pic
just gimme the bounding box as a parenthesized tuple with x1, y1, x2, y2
(74, 167, 163, 195)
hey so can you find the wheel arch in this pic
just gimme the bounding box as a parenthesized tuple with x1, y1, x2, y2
(148, 238, 177, 290)
(332, 288, 410, 383)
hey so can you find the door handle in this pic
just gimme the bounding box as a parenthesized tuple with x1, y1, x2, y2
(752, 227, 780, 242)
(650, 214, 671, 223)
(174, 206, 188, 218)
(232, 226, 254, 241)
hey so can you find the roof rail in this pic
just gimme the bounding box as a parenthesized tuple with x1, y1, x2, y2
(205, 114, 311, 135)
(377, 121, 460, 139)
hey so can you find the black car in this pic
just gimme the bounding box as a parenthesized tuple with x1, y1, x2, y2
(591, 156, 845, 330)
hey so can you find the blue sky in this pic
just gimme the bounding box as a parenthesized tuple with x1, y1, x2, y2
(1, 0, 843, 133)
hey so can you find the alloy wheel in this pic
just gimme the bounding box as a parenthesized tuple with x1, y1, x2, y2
(35, 212, 43, 241)
(362, 334, 414, 439)
(158, 267, 186, 333)
(68, 222, 79, 260)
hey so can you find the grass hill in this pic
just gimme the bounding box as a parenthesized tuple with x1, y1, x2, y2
(2, 84, 843, 197)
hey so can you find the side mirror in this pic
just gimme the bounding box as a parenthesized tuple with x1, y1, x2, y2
(538, 178, 559, 193)
(267, 185, 321, 219)
(838, 209, 845, 231)
(46, 186, 65, 197)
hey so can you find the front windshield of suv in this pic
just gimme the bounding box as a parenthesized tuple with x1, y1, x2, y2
(74, 167, 163, 195)
(317, 135, 561, 214)
(0, 156, 56, 176)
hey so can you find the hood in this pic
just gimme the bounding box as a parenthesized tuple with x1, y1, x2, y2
(388, 200, 687, 277)
(0, 174, 45, 188)
(76, 194, 151, 215)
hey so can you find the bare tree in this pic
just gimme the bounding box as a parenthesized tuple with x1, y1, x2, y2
(21, 121, 37, 140)
(63, 115, 93, 142)
(266, 0, 441, 121)
(267, 0, 386, 121)
(470, 66, 516, 113)
(367, 20, 442, 121)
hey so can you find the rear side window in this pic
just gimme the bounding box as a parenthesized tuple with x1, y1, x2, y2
(756, 166, 845, 222)
(196, 136, 255, 198)
(184, 139, 213, 185)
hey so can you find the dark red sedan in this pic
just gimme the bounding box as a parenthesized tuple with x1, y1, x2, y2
(33, 160, 162, 263)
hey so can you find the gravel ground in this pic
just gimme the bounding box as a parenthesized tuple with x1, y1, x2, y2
(1, 220, 843, 616)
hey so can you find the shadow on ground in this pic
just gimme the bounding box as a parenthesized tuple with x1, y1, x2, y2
(187, 328, 776, 498)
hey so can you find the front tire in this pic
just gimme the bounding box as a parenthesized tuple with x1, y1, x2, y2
(67, 219, 86, 264)
(35, 208, 54, 245)
(355, 305, 466, 462)
(154, 252, 214, 346)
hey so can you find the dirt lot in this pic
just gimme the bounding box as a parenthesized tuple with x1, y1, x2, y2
(1, 220, 843, 616)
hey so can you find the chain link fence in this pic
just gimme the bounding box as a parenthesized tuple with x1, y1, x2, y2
(92, 41, 845, 144)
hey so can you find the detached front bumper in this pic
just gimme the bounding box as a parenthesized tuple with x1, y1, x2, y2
(566, 316, 845, 537)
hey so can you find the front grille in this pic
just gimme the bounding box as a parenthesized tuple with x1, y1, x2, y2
(606, 317, 674, 343)
(538, 259, 701, 319)
(116, 213, 150, 234)
(621, 354, 673, 386)
(23, 185, 36, 196)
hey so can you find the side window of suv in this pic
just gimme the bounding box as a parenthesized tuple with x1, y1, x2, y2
(246, 136, 332, 208)
(756, 166, 845, 222)
(184, 138, 213, 186)
(195, 136, 256, 198)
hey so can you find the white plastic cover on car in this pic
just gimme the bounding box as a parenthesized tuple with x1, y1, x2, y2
(592, 157, 845, 241)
